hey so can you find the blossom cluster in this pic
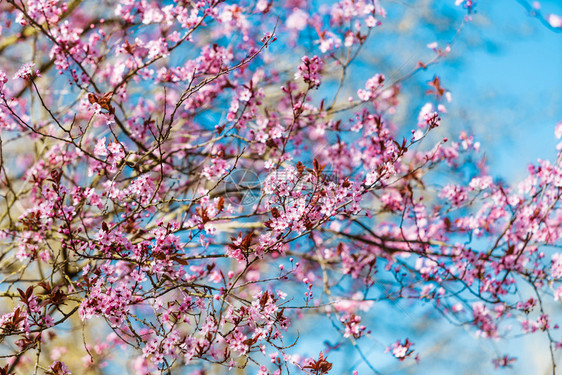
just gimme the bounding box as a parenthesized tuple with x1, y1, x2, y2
(0, 0, 560, 374)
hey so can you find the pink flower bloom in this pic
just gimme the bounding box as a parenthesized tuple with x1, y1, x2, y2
(555, 121, 562, 139)
(48, 361, 71, 375)
(551, 253, 562, 279)
(14, 63, 40, 80)
(94, 137, 108, 157)
(548, 14, 562, 28)
(318, 32, 341, 53)
(295, 55, 324, 88)
(0, 70, 7, 97)
(286, 8, 308, 30)
(386, 339, 415, 361)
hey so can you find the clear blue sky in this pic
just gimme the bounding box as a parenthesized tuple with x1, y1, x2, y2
(437, 0, 562, 183)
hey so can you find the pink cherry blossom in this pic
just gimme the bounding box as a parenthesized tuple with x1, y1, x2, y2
(0, 1, 560, 374)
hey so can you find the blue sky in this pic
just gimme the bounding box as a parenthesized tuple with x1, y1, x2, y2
(435, 0, 562, 183)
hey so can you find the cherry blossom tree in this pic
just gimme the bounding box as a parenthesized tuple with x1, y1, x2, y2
(0, 0, 561, 374)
